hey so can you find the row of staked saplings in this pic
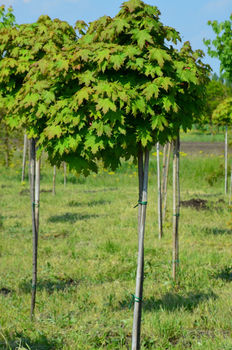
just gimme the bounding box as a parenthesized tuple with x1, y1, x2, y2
(0, 0, 210, 348)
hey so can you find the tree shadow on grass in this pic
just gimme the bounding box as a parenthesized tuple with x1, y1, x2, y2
(214, 266, 232, 282)
(0, 332, 62, 350)
(47, 212, 99, 224)
(118, 291, 217, 312)
(203, 227, 232, 235)
(68, 199, 111, 207)
(19, 277, 80, 294)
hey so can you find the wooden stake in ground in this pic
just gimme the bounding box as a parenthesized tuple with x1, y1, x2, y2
(21, 133, 27, 182)
(162, 142, 172, 223)
(156, 142, 163, 239)
(225, 125, 228, 195)
(29, 138, 38, 320)
(172, 134, 180, 281)
(132, 148, 149, 350)
(53, 165, 56, 195)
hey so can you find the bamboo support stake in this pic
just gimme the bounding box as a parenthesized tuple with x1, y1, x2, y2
(229, 164, 232, 206)
(30, 138, 37, 320)
(21, 134, 27, 182)
(35, 157, 41, 233)
(172, 135, 180, 281)
(157, 142, 163, 239)
(163, 142, 171, 223)
(132, 148, 149, 350)
(161, 143, 167, 198)
(225, 126, 228, 195)
(64, 162, 67, 187)
(53, 165, 56, 195)
(4, 127, 10, 168)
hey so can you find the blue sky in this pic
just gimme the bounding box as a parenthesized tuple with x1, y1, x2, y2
(1, 0, 231, 75)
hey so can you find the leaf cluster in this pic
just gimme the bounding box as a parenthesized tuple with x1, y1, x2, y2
(212, 97, 232, 126)
(1, 0, 210, 174)
(205, 15, 232, 82)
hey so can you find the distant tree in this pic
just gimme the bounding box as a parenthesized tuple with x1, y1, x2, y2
(204, 14, 232, 83)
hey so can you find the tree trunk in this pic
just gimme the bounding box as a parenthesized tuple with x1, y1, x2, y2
(132, 148, 149, 350)
(30, 138, 38, 320)
(21, 134, 27, 182)
(53, 165, 56, 195)
(64, 162, 67, 187)
(172, 134, 180, 281)
(163, 142, 172, 223)
(157, 142, 162, 239)
(225, 126, 228, 195)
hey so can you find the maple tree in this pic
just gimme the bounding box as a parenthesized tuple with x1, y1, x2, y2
(1, 0, 210, 345)
(0, 12, 78, 319)
(205, 14, 232, 83)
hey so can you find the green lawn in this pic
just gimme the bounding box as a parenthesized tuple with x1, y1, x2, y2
(0, 153, 231, 349)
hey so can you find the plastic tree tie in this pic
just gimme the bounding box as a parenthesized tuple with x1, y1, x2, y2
(173, 213, 180, 217)
(32, 202, 40, 208)
(129, 294, 142, 308)
(172, 259, 180, 263)
(134, 201, 148, 208)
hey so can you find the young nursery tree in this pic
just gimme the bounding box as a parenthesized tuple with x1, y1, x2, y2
(6, 0, 209, 346)
(212, 97, 232, 195)
(205, 15, 232, 194)
(0, 13, 77, 318)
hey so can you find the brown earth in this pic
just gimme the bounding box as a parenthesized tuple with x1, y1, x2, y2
(180, 142, 231, 155)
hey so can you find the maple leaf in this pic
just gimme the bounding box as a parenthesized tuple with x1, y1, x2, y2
(123, 0, 143, 13)
(142, 83, 159, 101)
(96, 98, 117, 114)
(45, 125, 63, 139)
(149, 48, 171, 67)
(110, 53, 126, 70)
(114, 18, 130, 34)
(74, 87, 92, 106)
(131, 29, 154, 49)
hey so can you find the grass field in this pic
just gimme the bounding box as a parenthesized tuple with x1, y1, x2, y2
(0, 150, 231, 349)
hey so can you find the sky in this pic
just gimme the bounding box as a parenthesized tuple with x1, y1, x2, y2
(1, 0, 231, 75)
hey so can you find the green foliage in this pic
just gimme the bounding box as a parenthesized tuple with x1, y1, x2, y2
(205, 14, 232, 82)
(212, 97, 232, 126)
(1, 0, 209, 174)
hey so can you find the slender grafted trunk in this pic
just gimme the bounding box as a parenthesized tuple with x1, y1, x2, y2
(30, 138, 38, 320)
(172, 134, 180, 281)
(64, 162, 67, 187)
(132, 148, 149, 350)
(53, 165, 56, 195)
(229, 163, 232, 206)
(163, 142, 172, 223)
(157, 142, 162, 239)
(225, 126, 228, 195)
(21, 134, 27, 182)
